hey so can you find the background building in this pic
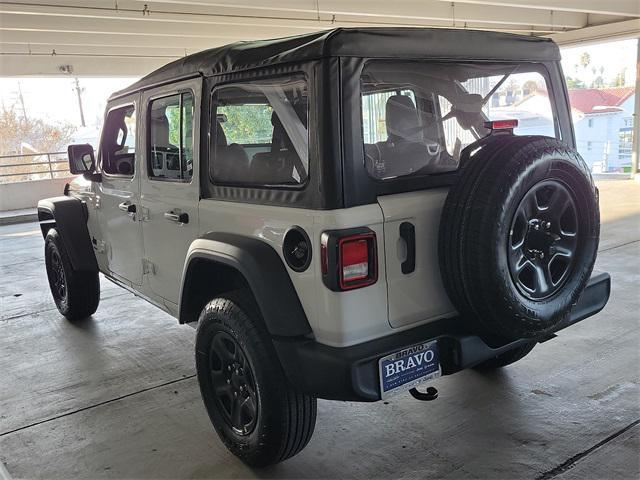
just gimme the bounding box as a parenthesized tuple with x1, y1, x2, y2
(568, 87, 635, 172)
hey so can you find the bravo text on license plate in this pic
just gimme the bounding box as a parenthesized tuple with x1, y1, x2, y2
(378, 340, 440, 398)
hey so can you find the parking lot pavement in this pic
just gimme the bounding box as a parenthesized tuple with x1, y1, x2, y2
(0, 179, 638, 479)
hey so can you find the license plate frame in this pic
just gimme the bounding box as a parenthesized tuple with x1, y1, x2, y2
(378, 340, 441, 399)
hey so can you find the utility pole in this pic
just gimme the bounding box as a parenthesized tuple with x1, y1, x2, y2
(16, 82, 28, 122)
(73, 77, 86, 127)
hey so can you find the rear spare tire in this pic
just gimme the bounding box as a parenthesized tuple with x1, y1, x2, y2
(439, 136, 599, 340)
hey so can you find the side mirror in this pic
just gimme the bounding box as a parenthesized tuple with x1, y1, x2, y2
(68, 144, 96, 174)
(68, 144, 101, 182)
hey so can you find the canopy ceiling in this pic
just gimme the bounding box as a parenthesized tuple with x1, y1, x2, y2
(1, 0, 638, 76)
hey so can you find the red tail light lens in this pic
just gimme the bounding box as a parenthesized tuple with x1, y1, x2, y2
(338, 233, 377, 290)
(484, 119, 518, 131)
(341, 239, 369, 281)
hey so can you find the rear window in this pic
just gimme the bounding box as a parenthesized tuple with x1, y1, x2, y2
(361, 61, 557, 180)
(210, 75, 309, 187)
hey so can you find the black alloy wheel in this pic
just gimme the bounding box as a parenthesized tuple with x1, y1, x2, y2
(44, 228, 100, 320)
(209, 331, 258, 436)
(49, 249, 68, 303)
(508, 179, 579, 300)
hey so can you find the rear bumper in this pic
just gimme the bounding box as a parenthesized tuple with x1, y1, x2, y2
(274, 271, 611, 402)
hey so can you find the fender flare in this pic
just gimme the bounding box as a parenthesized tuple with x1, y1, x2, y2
(37, 196, 98, 273)
(179, 232, 312, 337)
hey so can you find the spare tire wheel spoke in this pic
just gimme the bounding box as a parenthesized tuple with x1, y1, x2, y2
(522, 190, 540, 217)
(544, 184, 570, 214)
(533, 260, 553, 295)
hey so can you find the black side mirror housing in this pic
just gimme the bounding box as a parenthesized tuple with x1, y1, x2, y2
(67, 144, 96, 175)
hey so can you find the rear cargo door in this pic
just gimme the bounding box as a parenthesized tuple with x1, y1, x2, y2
(377, 190, 456, 328)
(361, 85, 457, 329)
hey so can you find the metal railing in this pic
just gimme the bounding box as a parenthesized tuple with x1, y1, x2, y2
(0, 151, 71, 184)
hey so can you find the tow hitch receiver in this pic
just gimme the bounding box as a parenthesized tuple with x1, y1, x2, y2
(409, 386, 439, 401)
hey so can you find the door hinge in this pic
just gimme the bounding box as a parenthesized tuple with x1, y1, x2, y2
(141, 206, 150, 222)
(142, 258, 155, 275)
(92, 237, 106, 254)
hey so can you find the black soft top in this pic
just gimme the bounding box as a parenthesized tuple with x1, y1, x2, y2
(111, 27, 560, 100)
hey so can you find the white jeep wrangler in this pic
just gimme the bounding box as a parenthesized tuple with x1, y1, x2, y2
(39, 28, 610, 467)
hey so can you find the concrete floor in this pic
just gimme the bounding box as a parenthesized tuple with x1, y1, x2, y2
(1, 179, 638, 480)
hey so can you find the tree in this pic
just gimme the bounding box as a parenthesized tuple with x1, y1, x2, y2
(218, 105, 273, 144)
(610, 69, 627, 87)
(523, 80, 539, 96)
(0, 107, 76, 155)
(0, 107, 76, 181)
(579, 52, 591, 70)
(565, 77, 586, 89)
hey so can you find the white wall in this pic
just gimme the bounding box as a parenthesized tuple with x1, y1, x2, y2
(0, 177, 71, 211)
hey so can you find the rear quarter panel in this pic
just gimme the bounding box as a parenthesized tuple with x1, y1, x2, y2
(198, 199, 391, 347)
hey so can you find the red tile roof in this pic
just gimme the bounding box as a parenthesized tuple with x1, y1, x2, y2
(567, 87, 634, 114)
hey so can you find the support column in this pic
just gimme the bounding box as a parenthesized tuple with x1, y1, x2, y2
(631, 38, 639, 178)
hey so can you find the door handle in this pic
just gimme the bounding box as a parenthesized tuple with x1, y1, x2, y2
(118, 202, 136, 216)
(164, 211, 189, 224)
(400, 222, 416, 274)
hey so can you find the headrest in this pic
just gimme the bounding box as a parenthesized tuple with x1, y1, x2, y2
(386, 95, 423, 143)
(215, 121, 227, 146)
(271, 110, 281, 127)
(270, 111, 289, 151)
(449, 93, 484, 130)
(151, 115, 171, 148)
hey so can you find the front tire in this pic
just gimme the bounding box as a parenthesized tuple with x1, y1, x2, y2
(195, 292, 316, 467)
(44, 228, 100, 321)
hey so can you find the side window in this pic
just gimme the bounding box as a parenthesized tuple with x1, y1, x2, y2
(149, 92, 194, 181)
(210, 75, 308, 186)
(101, 105, 136, 176)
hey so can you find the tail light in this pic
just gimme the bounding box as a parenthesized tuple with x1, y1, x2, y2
(484, 119, 518, 132)
(320, 228, 377, 291)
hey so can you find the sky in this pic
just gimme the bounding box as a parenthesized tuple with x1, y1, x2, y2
(0, 38, 636, 135)
(0, 77, 138, 128)
(560, 39, 637, 86)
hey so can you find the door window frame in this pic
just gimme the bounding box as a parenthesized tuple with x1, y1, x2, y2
(98, 100, 139, 180)
(146, 89, 196, 184)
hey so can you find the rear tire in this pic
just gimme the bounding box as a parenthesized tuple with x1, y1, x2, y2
(45, 228, 100, 321)
(474, 341, 536, 370)
(195, 291, 316, 467)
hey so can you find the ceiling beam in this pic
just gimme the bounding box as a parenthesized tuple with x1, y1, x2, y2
(432, 0, 640, 18)
(1, 42, 191, 57)
(0, 53, 168, 76)
(0, 29, 240, 50)
(0, 0, 586, 29)
(548, 18, 640, 46)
